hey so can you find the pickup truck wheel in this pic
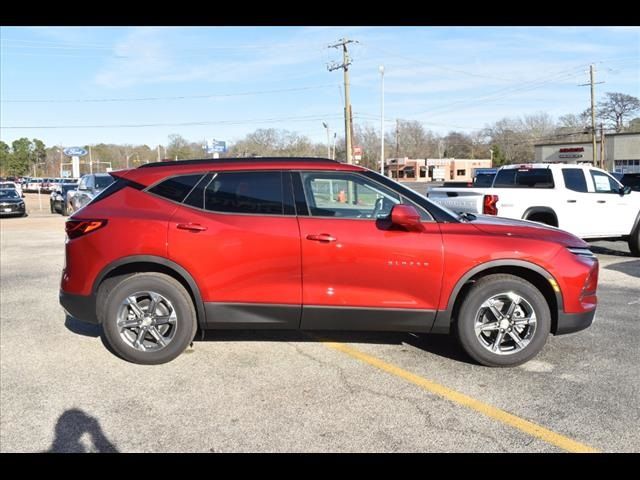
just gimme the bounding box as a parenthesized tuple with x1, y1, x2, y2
(99, 273, 197, 365)
(455, 274, 551, 367)
(629, 228, 640, 257)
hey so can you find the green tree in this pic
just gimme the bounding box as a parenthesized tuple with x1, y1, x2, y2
(167, 134, 195, 160)
(9, 138, 34, 176)
(0, 141, 11, 177)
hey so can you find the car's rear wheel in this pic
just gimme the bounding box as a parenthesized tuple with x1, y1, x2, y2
(455, 274, 551, 367)
(100, 273, 197, 365)
(629, 226, 640, 257)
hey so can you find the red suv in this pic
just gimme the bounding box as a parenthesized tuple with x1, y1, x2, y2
(60, 158, 598, 366)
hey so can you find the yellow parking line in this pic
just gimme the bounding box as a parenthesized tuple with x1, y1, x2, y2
(321, 340, 599, 453)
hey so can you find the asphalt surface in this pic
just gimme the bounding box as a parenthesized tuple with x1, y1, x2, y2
(1, 193, 639, 452)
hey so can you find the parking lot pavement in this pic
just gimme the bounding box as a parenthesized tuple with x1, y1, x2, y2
(1, 194, 639, 452)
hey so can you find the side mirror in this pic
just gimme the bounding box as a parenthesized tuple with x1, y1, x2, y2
(390, 204, 424, 232)
(620, 186, 632, 195)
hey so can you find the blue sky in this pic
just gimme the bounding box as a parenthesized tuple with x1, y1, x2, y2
(1, 26, 638, 149)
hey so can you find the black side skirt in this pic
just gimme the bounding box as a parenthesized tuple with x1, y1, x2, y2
(204, 302, 436, 332)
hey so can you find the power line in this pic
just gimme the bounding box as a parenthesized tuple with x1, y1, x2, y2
(2, 84, 340, 104)
(362, 44, 517, 83)
(1, 113, 345, 130)
(404, 66, 588, 119)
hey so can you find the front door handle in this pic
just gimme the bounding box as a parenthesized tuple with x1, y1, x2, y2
(567, 199, 577, 203)
(306, 233, 337, 243)
(596, 200, 606, 204)
(177, 223, 208, 232)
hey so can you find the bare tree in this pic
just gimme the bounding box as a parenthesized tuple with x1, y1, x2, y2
(597, 92, 640, 133)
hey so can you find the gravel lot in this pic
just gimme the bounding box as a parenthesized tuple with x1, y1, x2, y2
(1, 193, 639, 452)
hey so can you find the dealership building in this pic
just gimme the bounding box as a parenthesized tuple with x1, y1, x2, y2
(384, 157, 492, 182)
(534, 132, 640, 173)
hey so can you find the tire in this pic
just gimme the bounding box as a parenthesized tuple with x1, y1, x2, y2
(629, 226, 640, 257)
(61, 203, 68, 216)
(66, 201, 75, 216)
(50, 201, 55, 214)
(99, 273, 197, 365)
(454, 274, 551, 367)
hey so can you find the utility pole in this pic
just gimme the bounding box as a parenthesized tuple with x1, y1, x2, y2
(379, 65, 385, 175)
(580, 64, 604, 164)
(322, 122, 331, 159)
(599, 123, 605, 170)
(328, 38, 358, 164)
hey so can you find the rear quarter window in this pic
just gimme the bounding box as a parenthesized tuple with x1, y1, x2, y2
(148, 174, 204, 203)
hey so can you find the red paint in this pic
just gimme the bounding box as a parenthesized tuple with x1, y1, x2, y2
(61, 158, 597, 322)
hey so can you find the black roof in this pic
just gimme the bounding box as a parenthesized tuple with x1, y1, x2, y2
(137, 157, 339, 169)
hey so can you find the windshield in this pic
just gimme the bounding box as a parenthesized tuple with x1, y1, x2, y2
(0, 189, 20, 199)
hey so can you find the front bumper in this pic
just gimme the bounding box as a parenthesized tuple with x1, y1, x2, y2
(555, 309, 596, 335)
(0, 205, 25, 215)
(60, 290, 98, 324)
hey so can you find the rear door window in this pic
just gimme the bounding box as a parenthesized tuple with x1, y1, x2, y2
(203, 171, 284, 215)
(562, 169, 588, 192)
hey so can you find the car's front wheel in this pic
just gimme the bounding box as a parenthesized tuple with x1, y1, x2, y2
(455, 274, 551, 367)
(99, 273, 197, 365)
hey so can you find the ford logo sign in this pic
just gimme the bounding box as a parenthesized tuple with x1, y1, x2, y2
(63, 147, 88, 157)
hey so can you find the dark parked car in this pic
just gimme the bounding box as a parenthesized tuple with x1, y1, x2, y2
(67, 173, 115, 214)
(612, 172, 640, 192)
(0, 188, 26, 217)
(50, 183, 78, 215)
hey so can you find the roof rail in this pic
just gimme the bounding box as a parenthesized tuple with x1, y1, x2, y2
(138, 157, 339, 169)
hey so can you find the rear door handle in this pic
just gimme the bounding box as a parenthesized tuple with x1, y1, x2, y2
(306, 233, 337, 243)
(567, 199, 576, 203)
(596, 200, 606, 204)
(177, 223, 208, 232)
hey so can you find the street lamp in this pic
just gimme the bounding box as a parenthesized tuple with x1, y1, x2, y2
(379, 65, 385, 176)
(322, 122, 331, 159)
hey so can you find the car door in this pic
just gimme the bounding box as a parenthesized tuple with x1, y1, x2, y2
(76, 175, 96, 210)
(166, 170, 302, 329)
(558, 167, 593, 237)
(295, 171, 444, 332)
(587, 169, 636, 236)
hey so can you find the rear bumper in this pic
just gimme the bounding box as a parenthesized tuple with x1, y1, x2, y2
(60, 290, 98, 324)
(555, 308, 596, 335)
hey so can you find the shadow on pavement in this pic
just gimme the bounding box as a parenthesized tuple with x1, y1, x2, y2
(605, 260, 640, 279)
(47, 408, 119, 453)
(64, 315, 100, 338)
(588, 243, 631, 257)
(198, 329, 474, 365)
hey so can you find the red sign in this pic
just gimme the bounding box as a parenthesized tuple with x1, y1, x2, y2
(559, 147, 584, 153)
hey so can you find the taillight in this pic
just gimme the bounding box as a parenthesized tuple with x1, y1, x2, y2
(65, 219, 108, 239)
(483, 195, 499, 215)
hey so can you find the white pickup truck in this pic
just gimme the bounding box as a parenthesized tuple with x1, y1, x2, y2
(427, 163, 640, 256)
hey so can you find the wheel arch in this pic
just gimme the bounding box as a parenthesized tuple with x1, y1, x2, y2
(93, 255, 206, 331)
(522, 206, 558, 227)
(432, 260, 564, 335)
